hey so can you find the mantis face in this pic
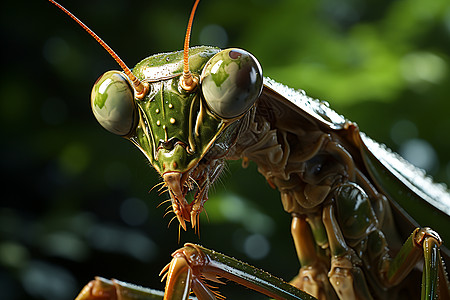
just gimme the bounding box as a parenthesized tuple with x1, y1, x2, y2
(91, 46, 263, 230)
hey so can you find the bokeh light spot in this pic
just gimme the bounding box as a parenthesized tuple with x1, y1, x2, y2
(390, 119, 418, 146)
(399, 138, 438, 172)
(58, 143, 90, 176)
(244, 234, 270, 260)
(40, 231, 88, 262)
(22, 261, 77, 300)
(0, 241, 29, 269)
(400, 52, 447, 91)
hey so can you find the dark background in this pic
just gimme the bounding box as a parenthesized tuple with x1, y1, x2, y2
(1, 0, 450, 299)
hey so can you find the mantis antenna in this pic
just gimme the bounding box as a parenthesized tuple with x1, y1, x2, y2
(48, 0, 149, 99)
(179, 0, 201, 91)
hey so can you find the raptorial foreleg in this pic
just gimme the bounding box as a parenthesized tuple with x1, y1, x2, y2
(161, 243, 317, 300)
(75, 277, 164, 300)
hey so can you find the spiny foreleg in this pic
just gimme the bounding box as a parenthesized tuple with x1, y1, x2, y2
(161, 243, 317, 300)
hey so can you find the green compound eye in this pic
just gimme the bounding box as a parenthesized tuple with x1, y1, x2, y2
(201, 48, 263, 119)
(91, 71, 137, 136)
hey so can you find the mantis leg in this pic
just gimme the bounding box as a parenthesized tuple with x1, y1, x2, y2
(75, 277, 165, 300)
(332, 183, 450, 299)
(290, 214, 336, 300)
(161, 243, 317, 300)
(323, 183, 377, 300)
(382, 227, 450, 300)
(323, 204, 365, 300)
(421, 230, 450, 300)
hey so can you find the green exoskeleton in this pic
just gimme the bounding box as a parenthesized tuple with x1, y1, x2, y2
(93, 47, 263, 231)
(49, 0, 450, 299)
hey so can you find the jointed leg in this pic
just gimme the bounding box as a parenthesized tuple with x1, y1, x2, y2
(161, 243, 316, 300)
(322, 204, 357, 300)
(322, 203, 374, 300)
(290, 214, 336, 300)
(75, 277, 165, 300)
(381, 228, 450, 300)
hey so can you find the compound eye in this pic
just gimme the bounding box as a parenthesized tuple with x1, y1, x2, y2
(201, 48, 263, 119)
(91, 71, 137, 136)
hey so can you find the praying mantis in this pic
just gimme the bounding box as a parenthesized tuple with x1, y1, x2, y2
(47, 0, 450, 299)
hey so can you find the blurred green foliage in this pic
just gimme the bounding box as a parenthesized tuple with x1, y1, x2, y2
(1, 0, 450, 299)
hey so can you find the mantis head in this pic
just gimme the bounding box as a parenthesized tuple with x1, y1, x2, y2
(92, 47, 263, 231)
(49, 0, 263, 232)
